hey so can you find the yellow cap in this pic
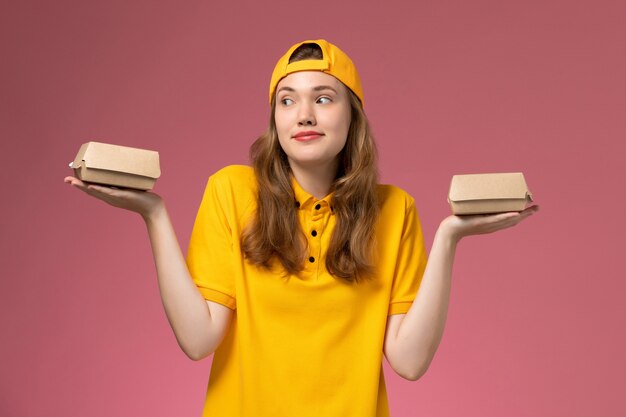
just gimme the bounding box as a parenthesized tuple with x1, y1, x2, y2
(268, 39, 364, 106)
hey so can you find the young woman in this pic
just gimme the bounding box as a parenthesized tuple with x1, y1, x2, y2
(64, 39, 538, 416)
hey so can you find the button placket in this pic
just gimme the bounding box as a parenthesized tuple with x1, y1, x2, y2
(308, 200, 330, 277)
(308, 213, 321, 272)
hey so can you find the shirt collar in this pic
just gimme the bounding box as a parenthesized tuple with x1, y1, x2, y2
(291, 175, 334, 212)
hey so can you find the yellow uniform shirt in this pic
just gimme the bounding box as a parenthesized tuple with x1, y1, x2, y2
(187, 165, 428, 417)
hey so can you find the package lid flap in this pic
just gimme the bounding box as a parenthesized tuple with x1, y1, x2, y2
(449, 172, 532, 202)
(72, 142, 161, 178)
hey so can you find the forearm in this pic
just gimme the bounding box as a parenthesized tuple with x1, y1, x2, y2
(143, 204, 215, 359)
(395, 225, 458, 379)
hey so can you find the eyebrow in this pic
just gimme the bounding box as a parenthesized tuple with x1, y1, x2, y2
(277, 85, 338, 94)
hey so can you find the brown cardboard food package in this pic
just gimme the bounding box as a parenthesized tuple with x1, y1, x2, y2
(69, 142, 161, 190)
(448, 173, 533, 215)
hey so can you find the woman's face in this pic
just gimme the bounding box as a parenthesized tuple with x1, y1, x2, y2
(274, 71, 351, 172)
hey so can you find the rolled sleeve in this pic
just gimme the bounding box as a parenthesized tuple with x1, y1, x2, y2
(387, 197, 428, 315)
(186, 173, 237, 310)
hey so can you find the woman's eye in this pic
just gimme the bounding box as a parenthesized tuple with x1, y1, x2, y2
(317, 97, 332, 104)
(281, 98, 294, 106)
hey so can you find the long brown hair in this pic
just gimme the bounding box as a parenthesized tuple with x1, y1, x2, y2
(241, 44, 379, 283)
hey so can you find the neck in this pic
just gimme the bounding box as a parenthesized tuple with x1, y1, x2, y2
(289, 159, 339, 200)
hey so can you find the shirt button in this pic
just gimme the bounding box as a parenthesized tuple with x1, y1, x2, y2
(315, 203, 321, 210)
(311, 230, 317, 237)
(309, 256, 315, 263)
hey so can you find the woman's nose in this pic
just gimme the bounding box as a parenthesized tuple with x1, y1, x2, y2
(297, 103, 316, 126)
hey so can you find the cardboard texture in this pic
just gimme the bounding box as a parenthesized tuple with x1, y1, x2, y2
(69, 142, 161, 190)
(448, 173, 533, 215)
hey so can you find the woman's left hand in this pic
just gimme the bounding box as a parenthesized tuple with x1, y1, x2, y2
(440, 205, 539, 244)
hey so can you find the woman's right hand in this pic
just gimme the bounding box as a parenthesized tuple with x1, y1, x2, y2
(64, 176, 164, 220)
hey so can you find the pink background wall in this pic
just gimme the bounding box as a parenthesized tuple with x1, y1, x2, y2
(1, 0, 624, 416)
